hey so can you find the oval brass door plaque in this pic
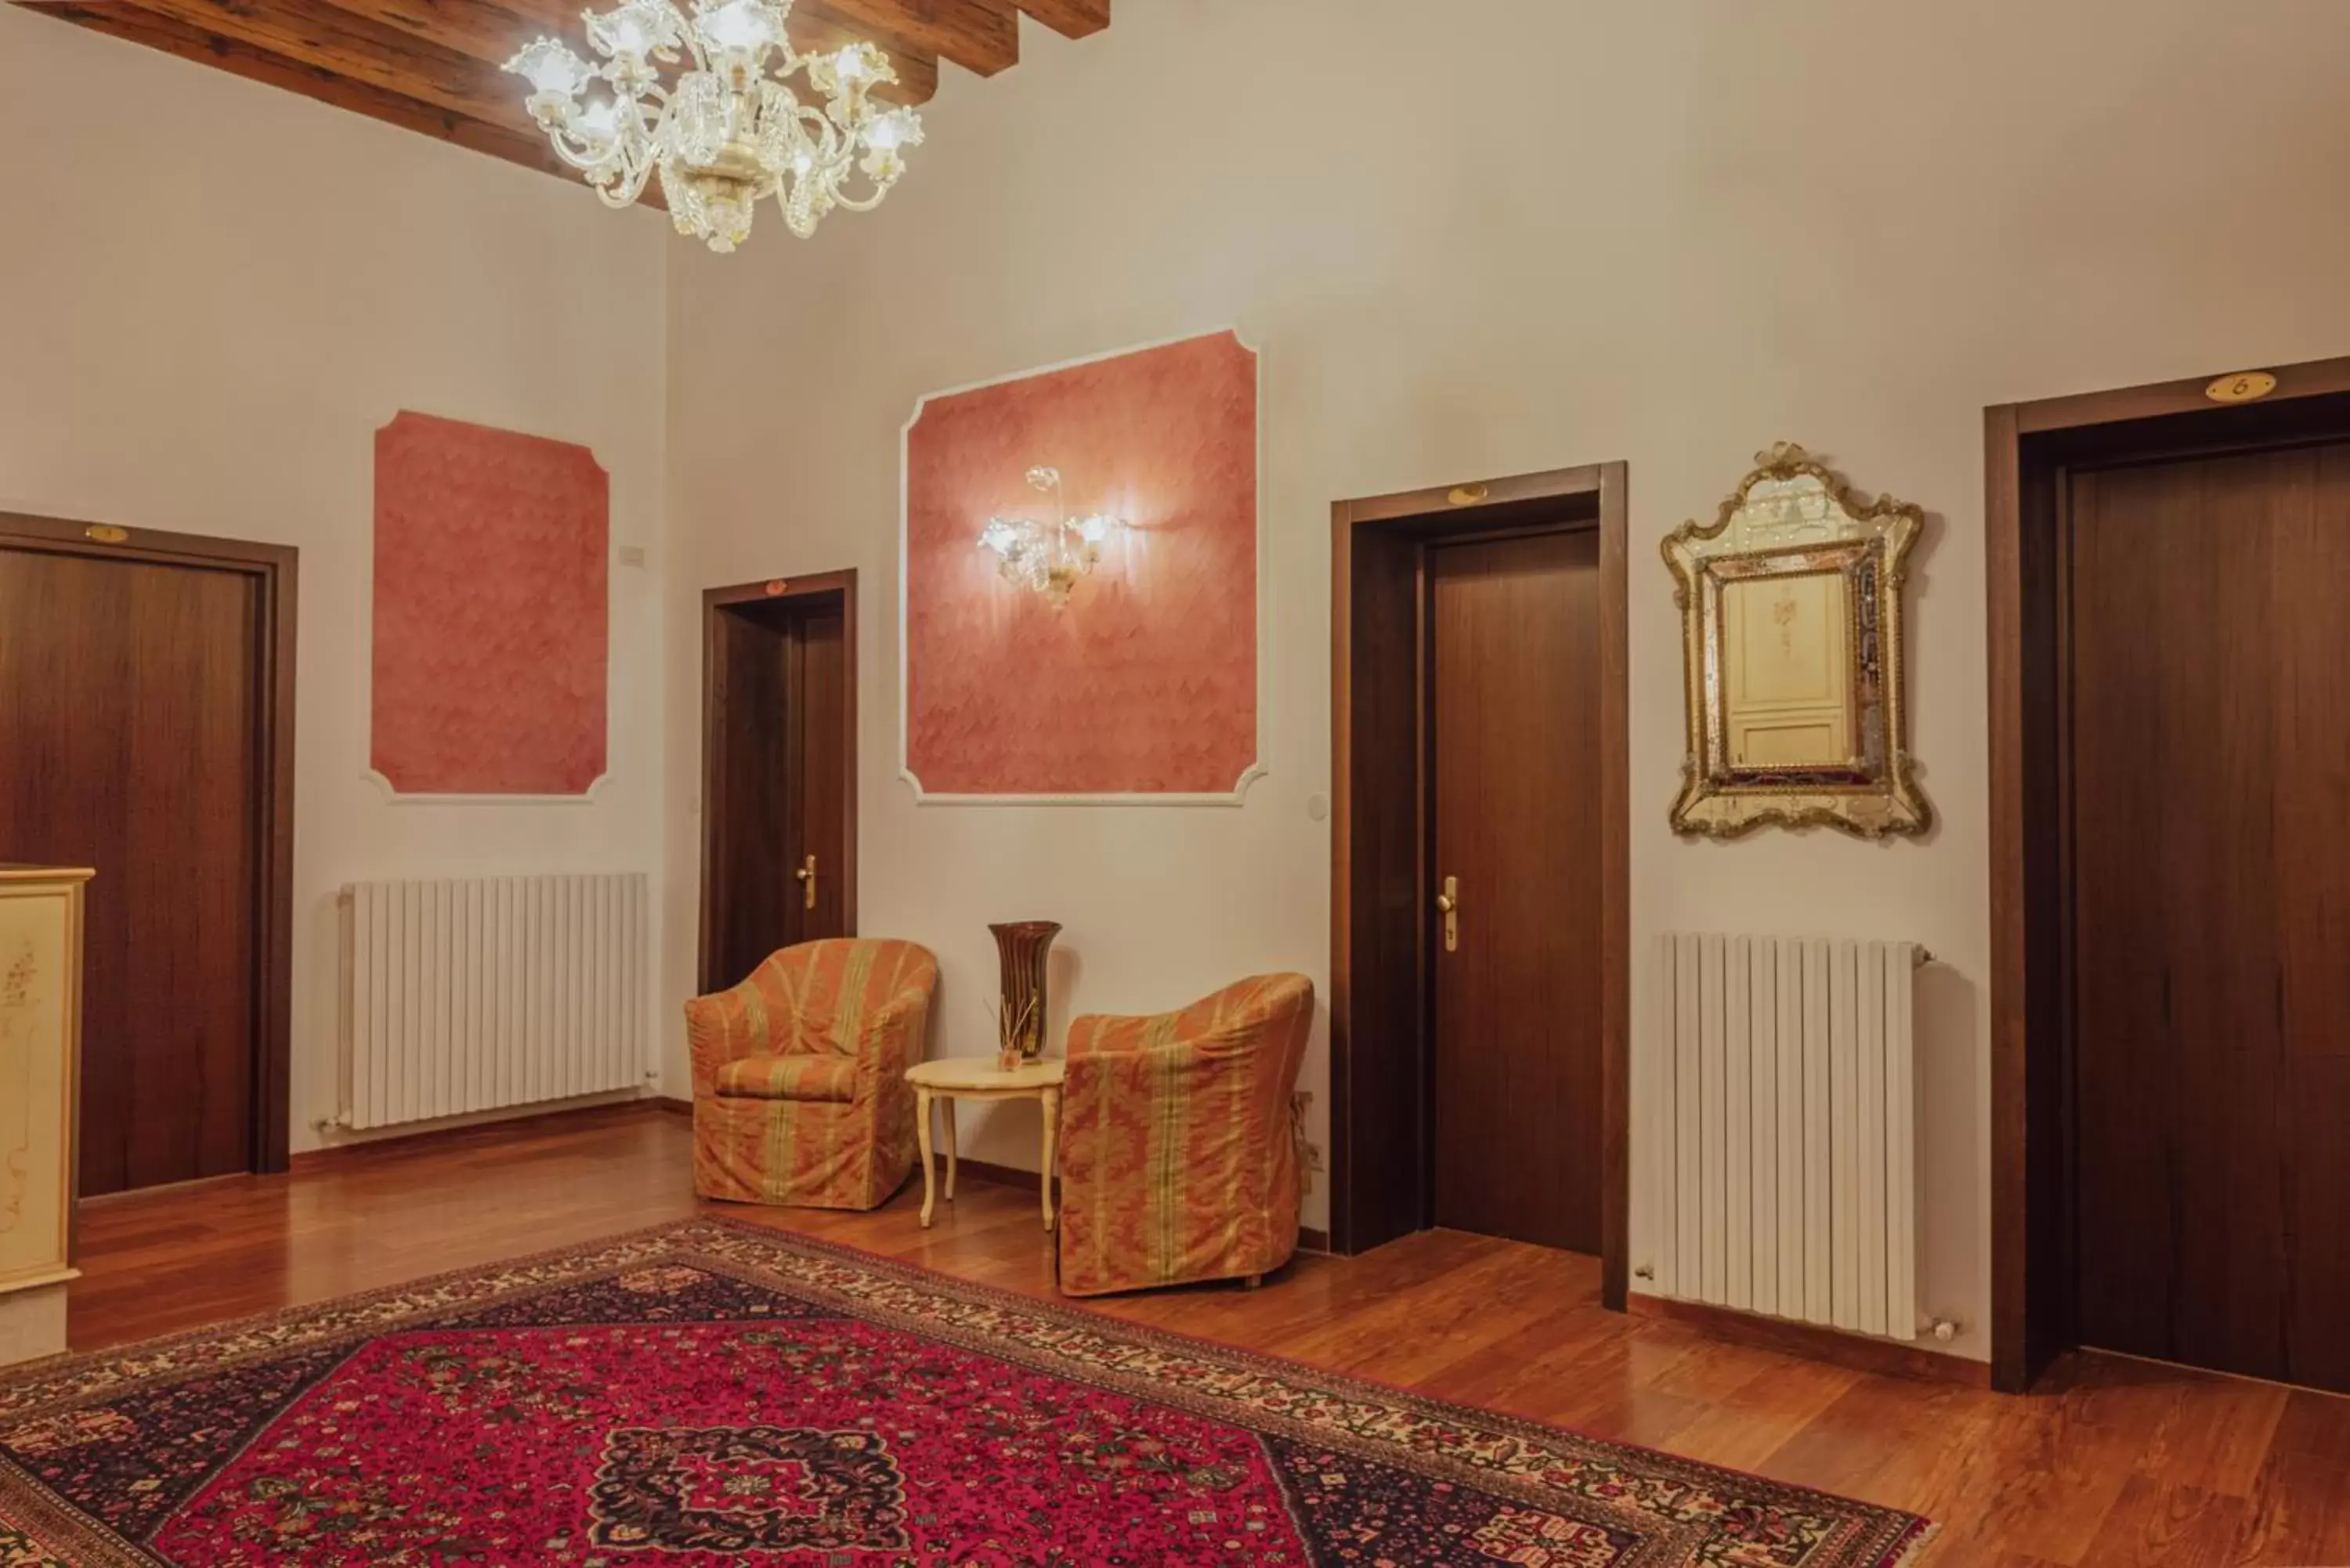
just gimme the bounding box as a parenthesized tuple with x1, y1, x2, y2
(2206, 370, 2278, 404)
(83, 524, 128, 544)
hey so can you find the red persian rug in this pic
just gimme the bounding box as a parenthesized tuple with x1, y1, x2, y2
(0, 1220, 1932, 1566)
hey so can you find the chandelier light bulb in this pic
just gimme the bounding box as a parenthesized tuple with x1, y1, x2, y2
(507, 0, 922, 251)
(698, 0, 778, 52)
(512, 38, 593, 97)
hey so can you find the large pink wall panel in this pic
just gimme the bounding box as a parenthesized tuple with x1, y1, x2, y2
(904, 331, 1259, 798)
(371, 411, 609, 797)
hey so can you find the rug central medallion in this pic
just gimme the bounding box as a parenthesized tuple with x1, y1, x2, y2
(591, 1424, 909, 1552)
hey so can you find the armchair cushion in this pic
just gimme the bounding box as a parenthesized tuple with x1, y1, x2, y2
(715, 1053, 859, 1102)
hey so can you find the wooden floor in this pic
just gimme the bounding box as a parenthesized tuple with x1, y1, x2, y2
(65, 1103, 2350, 1567)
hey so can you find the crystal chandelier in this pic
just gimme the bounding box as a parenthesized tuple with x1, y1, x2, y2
(978, 468, 1122, 609)
(506, 0, 924, 253)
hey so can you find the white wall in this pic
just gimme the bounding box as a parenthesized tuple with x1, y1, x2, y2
(663, 0, 2350, 1361)
(0, 5, 673, 1152)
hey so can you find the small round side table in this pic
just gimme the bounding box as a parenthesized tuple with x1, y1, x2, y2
(904, 1057, 1066, 1231)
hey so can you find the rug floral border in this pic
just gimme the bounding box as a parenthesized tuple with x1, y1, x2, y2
(1, 1217, 1935, 1568)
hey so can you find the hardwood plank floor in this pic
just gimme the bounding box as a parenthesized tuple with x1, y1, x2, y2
(63, 1103, 2350, 1566)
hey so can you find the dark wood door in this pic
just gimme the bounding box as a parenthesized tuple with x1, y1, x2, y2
(2070, 443, 2350, 1394)
(0, 546, 263, 1196)
(791, 604, 848, 942)
(1427, 529, 1603, 1252)
(701, 591, 852, 992)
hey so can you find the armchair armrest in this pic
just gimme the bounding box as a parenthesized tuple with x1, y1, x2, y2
(1063, 974, 1314, 1107)
(1063, 1031, 1206, 1106)
(851, 981, 934, 1093)
(684, 974, 783, 1100)
(1066, 1005, 1277, 1060)
(1065, 1010, 1179, 1062)
(1063, 1010, 1206, 1113)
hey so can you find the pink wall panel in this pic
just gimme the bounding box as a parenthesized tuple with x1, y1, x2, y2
(904, 331, 1259, 797)
(371, 411, 609, 797)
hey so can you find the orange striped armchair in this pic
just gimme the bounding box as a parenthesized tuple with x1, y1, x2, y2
(685, 938, 938, 1211)
(1057, 974, 1316, 1296)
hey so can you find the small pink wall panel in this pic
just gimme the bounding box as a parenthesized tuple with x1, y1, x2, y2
(905, 331, 1258, 797)
(371, 411, 609, 796)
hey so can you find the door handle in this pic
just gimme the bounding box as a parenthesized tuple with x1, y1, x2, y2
(794, 854, 818, 911)
(1435, 875, 1459, 953)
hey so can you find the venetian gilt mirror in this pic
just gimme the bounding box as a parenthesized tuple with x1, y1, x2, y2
(1663, 443, 1931, 839)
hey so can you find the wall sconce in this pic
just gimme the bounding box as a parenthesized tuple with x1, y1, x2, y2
(977, 466, 1122, 609)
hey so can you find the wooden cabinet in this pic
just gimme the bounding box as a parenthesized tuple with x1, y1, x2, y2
(0, 866, 89, 1366)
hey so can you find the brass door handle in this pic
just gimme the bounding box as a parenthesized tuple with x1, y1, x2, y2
(1436, 876, 1459, 953)
(794, 854, 818, 911)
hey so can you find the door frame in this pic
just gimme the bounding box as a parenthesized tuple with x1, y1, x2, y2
(1329, 462, 1631, 1306)
(0, 509, 298, 1177)
(697, 571, 859, 992)
(1987, 352, 2350, 1392)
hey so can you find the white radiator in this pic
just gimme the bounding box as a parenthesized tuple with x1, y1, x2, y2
(338, 875, 651, 1131)
(1648, 934, 1924, 1341)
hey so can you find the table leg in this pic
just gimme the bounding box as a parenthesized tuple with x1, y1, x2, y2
(941, 1097, 959, 1202)
(1039, 1086, 1060, 1232)
(916, 1087, 937, 1228)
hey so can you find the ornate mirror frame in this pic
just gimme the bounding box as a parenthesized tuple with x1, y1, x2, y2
(1663, 443, 1931, 840)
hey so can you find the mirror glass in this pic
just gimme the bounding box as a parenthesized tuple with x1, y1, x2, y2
(1721, 569, 1853, 771)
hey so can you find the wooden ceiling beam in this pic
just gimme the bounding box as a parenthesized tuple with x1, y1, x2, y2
(20, 4, 555, 179)
(1013, 0, 1106, 40)
(309, 0, 936, 104)
(15, 1, 665, 208)
(107, 0, 537, 134)
(308, 0, 538, 65)
(814, 0, 1015, 77)
(12, 0, 1118, 205)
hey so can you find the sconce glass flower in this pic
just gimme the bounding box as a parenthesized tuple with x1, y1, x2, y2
(977, 466, 1122, 608)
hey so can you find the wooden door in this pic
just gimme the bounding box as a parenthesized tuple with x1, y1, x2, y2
(0, 546, 263, 1196)
(701, 587, 854, 992)
(1427, 529, 1604, 1252)
(2070, 443, 2350, 1394)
